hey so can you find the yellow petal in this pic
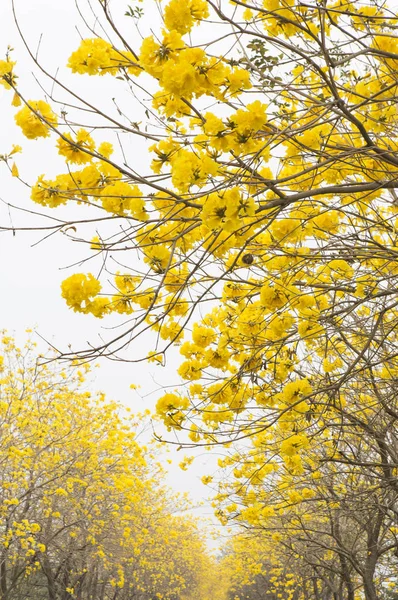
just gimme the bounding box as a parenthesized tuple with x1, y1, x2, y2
(11, 92, 21, 107)
(11, 162, 19, 177)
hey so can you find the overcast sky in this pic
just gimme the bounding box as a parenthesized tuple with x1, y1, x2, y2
(0, 0, 223, 541)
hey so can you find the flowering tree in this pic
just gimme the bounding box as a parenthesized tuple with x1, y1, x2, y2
(2, 0, 396, 438)
(0, 335, 220, 600)
(214, 386, 398, 600)
(2, 0, 398, 595)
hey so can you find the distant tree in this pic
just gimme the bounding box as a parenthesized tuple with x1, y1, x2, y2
(214, 372, 398, 600)
(0, 334, 217, 600)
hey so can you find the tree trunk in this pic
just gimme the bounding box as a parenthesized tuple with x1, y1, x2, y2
(41, 556, 57, 600)
(0, 552, 7, 600)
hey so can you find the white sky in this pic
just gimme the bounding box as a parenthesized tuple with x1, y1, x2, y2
(0, 0, 224, 543)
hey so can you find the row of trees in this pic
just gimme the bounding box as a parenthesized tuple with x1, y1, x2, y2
(214, 374, 398, 600)
(2, 0, 398, 598)
(3, 332, 398, 600)
(0, 336, 227, 600)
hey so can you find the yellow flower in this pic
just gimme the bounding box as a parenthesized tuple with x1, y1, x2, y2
(164, 0, 209, 35)
(100, 181, 147, 219)
(57, 129, 96, 164)
(0, 59, 16, 89)
(192, 324, 217, 348)
(15, 100, 58, 139)
(280, 434, 310, 457)
(31, 174, 70, 208)
(260, 285, 288, 310)
(178, 359, 203, 381)
(98, 141, 113, 158)
(325, 259, 355, 280)
(68, 38, 118, 76)
(282, 379, 312, 404)
(61, 273, 101, 312)
(201, 188, 250, 232)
